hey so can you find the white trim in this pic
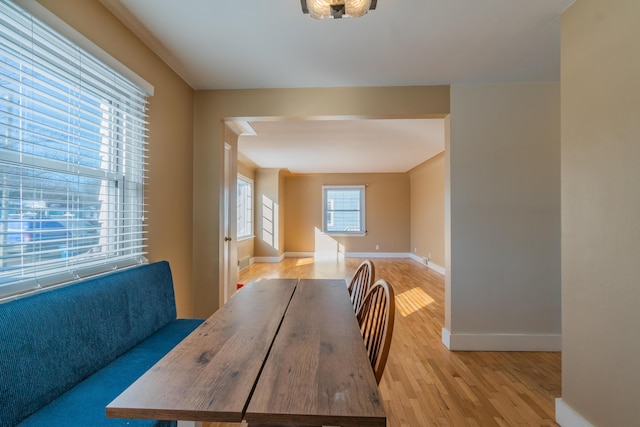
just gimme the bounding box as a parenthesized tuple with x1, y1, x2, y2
(16, 0, 154, 95)
(408, 253, 445, 275)
(441, 327, 451, 349)
(322, 185, 366, 235)
(428, 262, 445, 275)
(284, 251, 411, 259)
(555, 399, 594, 427)
(285, 252, 316, 258)
(252, 254, 285, 263)
(345, 252, 408, 259)
(227, 120, 258, 136)
(440, 328, 561, 351)
(281, 251, 446, 277)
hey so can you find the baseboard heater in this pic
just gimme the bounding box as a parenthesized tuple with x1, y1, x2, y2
(238, 256, 251, 271)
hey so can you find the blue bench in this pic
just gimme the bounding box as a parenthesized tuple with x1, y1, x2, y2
(0, 261, 204, 427)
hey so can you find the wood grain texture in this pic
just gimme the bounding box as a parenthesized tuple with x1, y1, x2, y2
(348, 259, 375, 314)
(107, 278, 298, 423)
(208, 257, 561, 427)
(356, 279, 395, 385)
(245, 279, 386, 427)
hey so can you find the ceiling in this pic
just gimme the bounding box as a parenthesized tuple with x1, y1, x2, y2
(238, 118, 445, 174)
(100, 0, 574, 173)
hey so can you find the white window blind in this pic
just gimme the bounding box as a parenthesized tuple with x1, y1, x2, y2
(0, 0, 149, 300)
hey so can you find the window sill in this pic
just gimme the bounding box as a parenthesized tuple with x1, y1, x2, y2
(237, 236, 255, 242)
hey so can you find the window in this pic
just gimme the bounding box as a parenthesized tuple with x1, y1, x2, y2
(322, 185, 366, 235)
(237, 175, 253, 240)
(0, 0, 149, 300)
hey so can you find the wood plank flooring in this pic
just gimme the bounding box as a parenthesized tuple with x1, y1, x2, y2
(207, 257, 561, 427)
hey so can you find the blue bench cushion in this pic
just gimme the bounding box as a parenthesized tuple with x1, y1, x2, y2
(0, 261, 188, 426)
(17, 318, 203, 427)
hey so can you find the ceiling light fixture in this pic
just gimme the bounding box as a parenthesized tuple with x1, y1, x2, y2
(301, 0, 377, 19)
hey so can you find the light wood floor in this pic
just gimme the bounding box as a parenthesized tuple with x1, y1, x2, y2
(208, 257, 561, 427)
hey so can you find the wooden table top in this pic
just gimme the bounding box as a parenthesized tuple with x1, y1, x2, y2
(106, 278, 298, 423)
(107, 277, 386, 426)
(245, 279, 387, 427)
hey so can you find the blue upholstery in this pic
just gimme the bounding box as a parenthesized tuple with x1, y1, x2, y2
(0, 261, 204, 427)
(18, 319, 202, 427)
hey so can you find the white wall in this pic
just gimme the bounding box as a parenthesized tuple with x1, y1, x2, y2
(445, 83, 561, 351)
(558, 0, 640, 425)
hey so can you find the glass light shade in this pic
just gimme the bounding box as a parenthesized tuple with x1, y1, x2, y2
(307, 0, 372, 19)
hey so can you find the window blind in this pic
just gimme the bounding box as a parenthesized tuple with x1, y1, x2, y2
(0, 0, 149, 300)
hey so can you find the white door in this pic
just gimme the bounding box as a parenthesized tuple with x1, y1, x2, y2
(222, 143, 232, 305)
(222, 142, 239, 306)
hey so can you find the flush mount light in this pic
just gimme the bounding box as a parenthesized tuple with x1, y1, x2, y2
(301, 0, 377, 19)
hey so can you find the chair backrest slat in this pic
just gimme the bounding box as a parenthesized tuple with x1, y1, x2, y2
(356, 279, 395, 384)
(348, 260, 375, 314)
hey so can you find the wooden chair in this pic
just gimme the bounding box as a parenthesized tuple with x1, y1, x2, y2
(356, 279, 396, 384)
(347, 259, 375, 314)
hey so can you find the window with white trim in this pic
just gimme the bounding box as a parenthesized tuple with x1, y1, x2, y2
(322, 185, 366, 235)
(237, 174, 253, 240)
(0, 0, 149, 300)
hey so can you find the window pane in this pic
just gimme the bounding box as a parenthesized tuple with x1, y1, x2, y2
(237, 176, 253, 239)
(0, 0, 148, 300)
(323, 186, 365, 234)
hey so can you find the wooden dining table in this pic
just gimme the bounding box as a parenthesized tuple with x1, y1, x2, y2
(106, 277, 387, 427)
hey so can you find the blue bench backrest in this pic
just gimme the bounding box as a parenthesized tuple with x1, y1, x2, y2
(0, 261, 177, 427)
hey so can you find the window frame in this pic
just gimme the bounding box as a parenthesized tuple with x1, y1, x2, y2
(322, 185, 366, 236)
(236, 174, 254, 241)
(0, 0, 151, 301)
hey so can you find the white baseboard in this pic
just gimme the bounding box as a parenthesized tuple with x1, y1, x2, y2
(441, 327, 451, 348)
(283, 251, 413, 260)
(441, 327, 561, 351)
(408, 253, 445, 275)
(284, 252, 315, 258)
(428, 262, 445, 275)
(555, 398, 594, 427)
(262, 252, 446, 276)
(345, 251, 409, 259)
(252, 254, 285, 263)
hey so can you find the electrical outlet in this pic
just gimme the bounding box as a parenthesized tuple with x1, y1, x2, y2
(414, 247, 417, 253)
(375, 244, 379, 250)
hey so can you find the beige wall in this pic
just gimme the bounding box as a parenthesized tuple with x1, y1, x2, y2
(254, 169, 285, 258)
(237, 236, 254, 266)
(284, 174, 410, 254)
(409, 152, 445, 268)
(447, 82, 561, 350)
(194, 86, 449, 315)
(38, 0, 196, 317)
(560, 0, 640, 425)
(278, 170, 286, 258)
(238, 156, 257, 180)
